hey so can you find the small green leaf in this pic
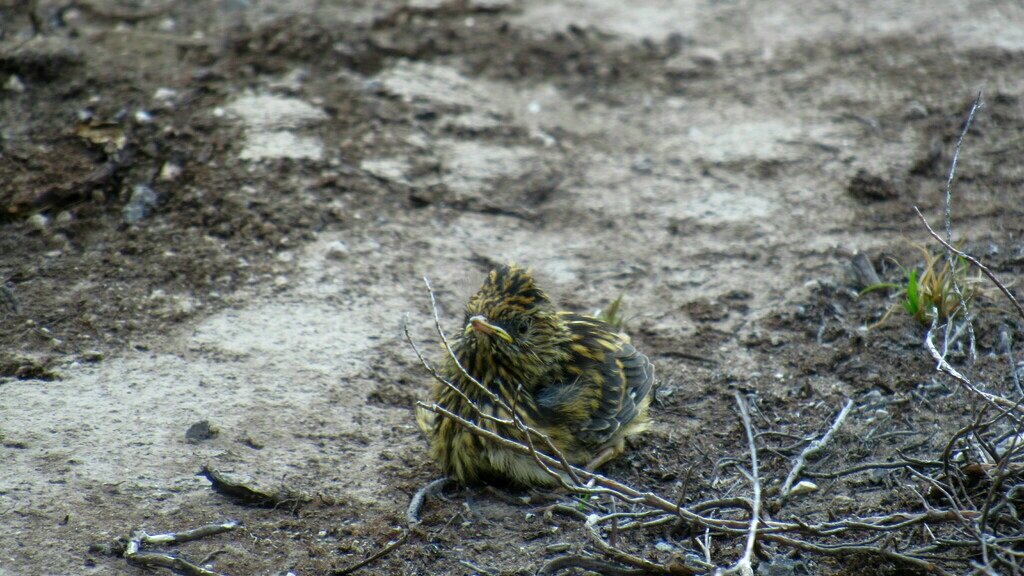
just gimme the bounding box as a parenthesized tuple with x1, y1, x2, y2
(903, 269, 919, 316)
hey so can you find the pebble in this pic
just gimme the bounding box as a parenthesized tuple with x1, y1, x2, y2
(325, 240, 350, 261)
(690, 47, 723, 67)
(789, 480, 818, 495)
(153, 87, 178, 101)
(5, 75, 25, 92)
(159, 162, 182, 181)
(28, 213, 48, 231)
(123, 184, 159, 224)
(185, 420, 219, 443)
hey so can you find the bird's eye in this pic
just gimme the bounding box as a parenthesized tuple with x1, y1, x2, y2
(515, 319, 530, 336)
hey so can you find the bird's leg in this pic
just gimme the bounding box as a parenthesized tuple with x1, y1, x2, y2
(585, 445, 621, 471)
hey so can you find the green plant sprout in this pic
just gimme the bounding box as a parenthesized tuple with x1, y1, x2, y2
(861, 244, 981, 328)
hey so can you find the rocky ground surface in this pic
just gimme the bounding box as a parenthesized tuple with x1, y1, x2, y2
(2, 1, 1024, 574)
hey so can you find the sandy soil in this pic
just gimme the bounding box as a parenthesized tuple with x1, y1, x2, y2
(2, 1, 1024, 574)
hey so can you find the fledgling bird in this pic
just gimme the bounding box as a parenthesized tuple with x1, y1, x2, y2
(417, 264, 654, 486)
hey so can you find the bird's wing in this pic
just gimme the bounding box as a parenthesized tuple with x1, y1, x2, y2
(535, 314, 654, 448)
(580, 339, 654, 445)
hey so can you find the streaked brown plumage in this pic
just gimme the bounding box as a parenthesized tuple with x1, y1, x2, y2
(417, 264, 654, 486)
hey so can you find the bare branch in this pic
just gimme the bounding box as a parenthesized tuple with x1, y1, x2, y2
(941, 90, 984, 360)
(407, 477, 446, 525)
(330, 530, 409, 576)
(716, 394, 761, 576)
(124, 521, 240, 576)
(925, 321, 1024, 416)
(780, 399, 854, 499)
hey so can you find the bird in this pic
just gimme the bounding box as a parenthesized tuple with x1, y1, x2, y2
(417, 264, 654, 487)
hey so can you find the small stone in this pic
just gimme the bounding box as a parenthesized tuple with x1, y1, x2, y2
(690, 47, 723, 67)
(123, 184, 158, 224)
(185, 420, 219, 443)
(55, 211, 72, 225)
(159, 162, 182, 181)
(81, 350, 104, 362)
(154, 87, 178, 101)
(654, 541, 675, 552)
(789, 480, 818, 495)
(5, 75, 25, 93)
(274, 275, 289, 288)
(27, 213, 48, 231)
(325, 240, 350, 261)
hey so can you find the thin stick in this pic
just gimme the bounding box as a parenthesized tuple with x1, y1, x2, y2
(758, 533, 956, 576)
(780, 400, 854, 499)
(942, 90, 984, 360)
(139, 521, 240, 545)
(125, 546, 226, 576)
(717, 394, 761, 576)
(407, 477, 446, 525)
(584, 521, 701, 575)
(943, 91, 983, 252)
(330, 530, 409, 576)
(925, 322, 1024, 416)
(124, 521, 240, 576)
(540, 555, 649, 575)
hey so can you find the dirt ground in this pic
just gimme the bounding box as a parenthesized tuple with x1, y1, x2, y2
(2, 1, 1024, 574)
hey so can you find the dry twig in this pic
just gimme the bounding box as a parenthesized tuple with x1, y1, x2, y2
(330, 530, 410, 576)
(940, 91, 984, 361)
(715, 394, 760, 576)
(779, 399, 854, 500)
(124, 520, 240, 576)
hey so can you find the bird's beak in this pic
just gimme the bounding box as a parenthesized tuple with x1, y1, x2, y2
(465, 315, 513, 343)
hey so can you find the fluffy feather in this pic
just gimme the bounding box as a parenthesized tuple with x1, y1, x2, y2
(418, 264, 655, 486)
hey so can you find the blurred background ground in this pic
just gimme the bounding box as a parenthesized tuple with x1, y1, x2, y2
(2, 1, 1024, 574)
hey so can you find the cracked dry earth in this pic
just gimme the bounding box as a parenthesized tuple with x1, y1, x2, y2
(3, 1, 1024, 575)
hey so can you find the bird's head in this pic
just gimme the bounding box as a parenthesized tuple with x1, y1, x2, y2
(458, 264, 567, 378)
